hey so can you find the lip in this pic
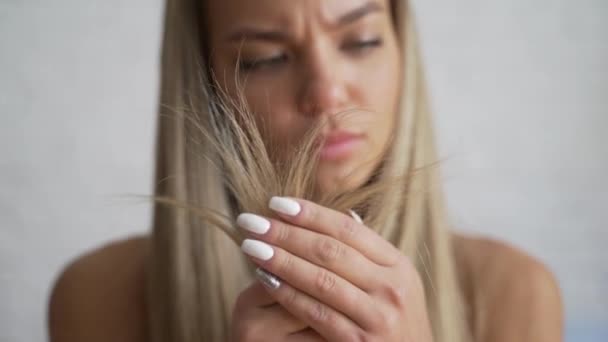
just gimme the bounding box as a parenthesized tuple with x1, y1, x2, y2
(319, 131, 364, 161)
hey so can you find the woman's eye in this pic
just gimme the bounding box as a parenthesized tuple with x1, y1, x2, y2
(239, 54, 288, 72)
(342, 38, 383, 54)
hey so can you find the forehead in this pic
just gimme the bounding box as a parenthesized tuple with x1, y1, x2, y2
(206, 0, 387, 32)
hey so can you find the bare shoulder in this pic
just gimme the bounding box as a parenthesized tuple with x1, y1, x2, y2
(49, 236, 149, 342)
(453, 234, 563, 342)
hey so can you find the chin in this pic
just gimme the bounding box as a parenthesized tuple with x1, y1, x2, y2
(315, 161, 370, 195)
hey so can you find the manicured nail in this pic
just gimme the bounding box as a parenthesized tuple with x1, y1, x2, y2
(237, 213, 271, 234)
(349, 209, 363, 224)
(255, 267, 281, 290)
(241, 239, 274, 260)
(269, 196, 301, 216)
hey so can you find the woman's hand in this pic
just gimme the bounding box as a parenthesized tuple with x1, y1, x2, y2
(233, 196, 434, 342)
(231, 280, 318, 341)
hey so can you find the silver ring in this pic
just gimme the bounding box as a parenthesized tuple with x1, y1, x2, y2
(255, 267, 281, 290)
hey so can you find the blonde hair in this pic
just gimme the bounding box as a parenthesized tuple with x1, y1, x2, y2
(148, 0, 471, 341)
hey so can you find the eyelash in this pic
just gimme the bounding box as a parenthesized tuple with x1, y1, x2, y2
(342, 38, 383, 53)
(239, 54, 287, 72)
(239, 38, 383, 72)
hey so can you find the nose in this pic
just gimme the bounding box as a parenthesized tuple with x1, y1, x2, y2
(297, 49, 348, 117)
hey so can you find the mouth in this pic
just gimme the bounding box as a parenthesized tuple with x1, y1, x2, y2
(319, 130, 364, 161)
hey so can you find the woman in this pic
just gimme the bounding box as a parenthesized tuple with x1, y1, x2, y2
(49, 0, 563, 341)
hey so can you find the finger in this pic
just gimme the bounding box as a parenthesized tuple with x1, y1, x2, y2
(243, 241, 379, 329)
(288, 328, 323, 341)
(237, 281, 276, 308)
(264, 278, 363, 342)
(260, 304, 309, 334)
(238, 214, 381, 290)
(268, 196, 400, 266)
(236, 282, 308, 335)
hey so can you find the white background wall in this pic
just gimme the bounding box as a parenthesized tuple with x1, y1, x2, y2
(0, 1, 606, 341)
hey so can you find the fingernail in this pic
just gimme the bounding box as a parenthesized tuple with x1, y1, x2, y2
(255, 267, 281, 290)
(241, 239, 274, 260)
(269, 196, 301, 216)
(349, 209, 363, 224)
(237, 213, 271, 234)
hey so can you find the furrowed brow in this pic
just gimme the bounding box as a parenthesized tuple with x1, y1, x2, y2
(226, 28, 288, 43)
(334, 1, 384, 27)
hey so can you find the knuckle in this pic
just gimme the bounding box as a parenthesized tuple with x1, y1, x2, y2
(381, 283, 407, 308)
(274, 222, 290, 244)
(314, 237, 343, 264)
(342, 330, 364, 342)
(307, 301, 330, 324)
(301, 204, 319, 224)
(366, 306, 397, 335)
(338, 215, 358, 241)
(346, 329, 373, 342)
(276, 251, 294, 275)
(282, 286, 299, 307)
(374, 310, 392, 331)
(356, 331, 374, 342)
(315, 268, 337, 294)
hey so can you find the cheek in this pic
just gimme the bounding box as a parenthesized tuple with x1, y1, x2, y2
(240, 76, 308, 147)
(210, 60, 303, 152)
(210, 53, 293, 123)
(356, 50, 401, 140)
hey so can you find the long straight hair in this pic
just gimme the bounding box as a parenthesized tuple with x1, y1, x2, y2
(148, 0, 471, 341)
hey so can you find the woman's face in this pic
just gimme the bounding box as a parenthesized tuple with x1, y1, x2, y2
(207, 0, 401, 192)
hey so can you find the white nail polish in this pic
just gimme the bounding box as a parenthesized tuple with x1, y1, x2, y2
(349, 209, 363, 224)
(241, 239, 274, 260)
(269, 196, 301, 216)
(237, 213, 271, 234)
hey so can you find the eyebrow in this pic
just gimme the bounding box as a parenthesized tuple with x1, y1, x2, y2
(226, 1, 384, 43)
(227, 29, 287, 43)
(335, 1, 383, 27)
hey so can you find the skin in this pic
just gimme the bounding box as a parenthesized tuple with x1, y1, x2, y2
(48, 0, 564, 341)
(48, 235, 564, 341)
(207, 0, 401, 193)
(208, 1, 420, 339)
(233, 198, 433, 341)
